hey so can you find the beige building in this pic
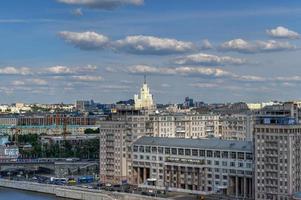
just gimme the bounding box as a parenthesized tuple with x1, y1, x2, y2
(254, 116, 301, 200)
(99, 109, 149, 184)
(131, 136, 253, 198)
(134, 78, 155, 110)
(147, 113, 221, 138)
(220, 114, 254, 141)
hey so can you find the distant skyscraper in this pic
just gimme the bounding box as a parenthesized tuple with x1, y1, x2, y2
(134, 76, 155, 110)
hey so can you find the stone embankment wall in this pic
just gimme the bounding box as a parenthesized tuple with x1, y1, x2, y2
(0, 179, 168, 200)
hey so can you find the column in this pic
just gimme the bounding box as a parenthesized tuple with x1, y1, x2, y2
(235, 176, 238, 197)
(137, 167, 140, 184)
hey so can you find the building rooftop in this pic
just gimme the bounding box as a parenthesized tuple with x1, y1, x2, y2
(134, 136, 252, 152)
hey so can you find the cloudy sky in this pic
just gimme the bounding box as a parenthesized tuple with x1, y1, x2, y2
(1, 0, 301, 104)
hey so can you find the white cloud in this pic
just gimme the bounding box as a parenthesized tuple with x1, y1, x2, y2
(59, 31, 109, 50)
(28, 79, 48, 85)
(72, 8, 83, 16)
(46, 66, 74, 74)
(173, 53, 246, 66)
(233, 75, 267, 82)
(220, 38, 296, 53)
(128, 65, 231, 77)
(190, 83, 219, 88)
(45, 65, 97, 75)
(266, 26, 300, 39)
(114, 35, 195, 55)
(57, 0, 144, 10)
(59, 31, 195, 55)
(71, 75, 103, 81)
(201, 39, 213, 50)
(161, 83, 171, 88)
(11, 80, 25, 86)
(0, 67, 31, 75)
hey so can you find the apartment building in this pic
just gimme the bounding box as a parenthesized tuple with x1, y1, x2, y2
(147, 113, 221, 138)
(254, 116, 301, 200)
(220, 114, 254, 141)
(131, 136, 254, 198)
(98, 109, 150, 184)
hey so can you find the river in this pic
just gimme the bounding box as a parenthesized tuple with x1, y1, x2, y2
(0, 187, 68, 200)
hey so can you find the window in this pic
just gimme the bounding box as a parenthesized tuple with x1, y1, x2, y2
(207, 150, 213, 157)
(192, 149, 198, 156)
(145, 146, 151, 153)
(178, 148, 184, 155)
(238, 152, 244, 160)
(139, 146, 145, 152)
(222, 151, 228, 158)
(214, 151, 220, 158)
(152, 146, 157, 153)
(133, 145, 138, 152)
(158, 147, 163, 154)
(200, 150, 205, 157)
(230, 162, 235, 167)
(222, 161, 227, 166)
(215, 161, 219, 165)
(165, 148, 170, 154)
(246, 153, 252, 160)
(185, 149, 191, 156)
(172, 148, 177, 155)
(231, 152, 236, 159)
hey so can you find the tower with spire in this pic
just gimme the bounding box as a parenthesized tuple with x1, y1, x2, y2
(134, 75, 155, 110)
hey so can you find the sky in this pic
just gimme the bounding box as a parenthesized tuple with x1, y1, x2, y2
(1, 0, 301, 104)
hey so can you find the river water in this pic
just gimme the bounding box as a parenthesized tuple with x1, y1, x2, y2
(0, 187, 67, 200)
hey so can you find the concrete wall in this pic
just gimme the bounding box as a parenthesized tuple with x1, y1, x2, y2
(0, 179, 168, 200)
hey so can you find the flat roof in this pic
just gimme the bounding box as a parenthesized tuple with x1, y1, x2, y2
(133, 136, 252, 152)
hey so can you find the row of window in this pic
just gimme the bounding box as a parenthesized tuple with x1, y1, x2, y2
(133, 145, 252, 160)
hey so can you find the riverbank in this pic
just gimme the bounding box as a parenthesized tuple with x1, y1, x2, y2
(0, 179, 168, 200)
(0, 187, 58, 200)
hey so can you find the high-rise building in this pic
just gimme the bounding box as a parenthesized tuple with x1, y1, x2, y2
(99, 109, 149, 184)
(254, 116, 301, 200)
(134, 77, 155, 110)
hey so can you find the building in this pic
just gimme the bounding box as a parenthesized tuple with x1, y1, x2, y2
(134, 77, 155, 110)
(147, 113, 221, 138)
(220, 114, 254, 141)
(254, 116, 301, 200)
(99, 109, 149, 184)
(0, 135, 19, 160)
(0, 113, 98, 136)
(254, 102, 298, 120)
(0, 145, 19, 159)
(131, 136, 253, 198)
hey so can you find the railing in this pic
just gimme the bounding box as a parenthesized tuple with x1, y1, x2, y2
(0, 158, 54, 164)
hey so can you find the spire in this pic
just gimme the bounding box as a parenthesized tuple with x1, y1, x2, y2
(144, 74, 146, 84)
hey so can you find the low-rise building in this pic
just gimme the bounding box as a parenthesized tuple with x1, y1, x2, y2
(131, 136, 253, 198)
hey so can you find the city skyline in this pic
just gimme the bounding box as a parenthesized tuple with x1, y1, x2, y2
(1, 0, 301, 104)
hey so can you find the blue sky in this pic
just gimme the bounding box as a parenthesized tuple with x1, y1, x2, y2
(1, 0, 301, 104)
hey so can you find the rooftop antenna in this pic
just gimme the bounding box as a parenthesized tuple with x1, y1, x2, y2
(144, 74, 147, 84)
